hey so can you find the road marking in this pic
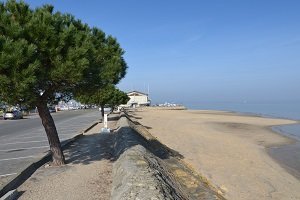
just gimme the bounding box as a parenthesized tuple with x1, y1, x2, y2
(0, 173, 17, 177)
(0, 134, 74, 141)
(15, 135, 46, 139)
(0, 130, 45, 141)
(0, 155, 36, 162)
(0, 134, 43, 142)
(0, 146, 49, 152)
(0, 135, 46, 141)
(0, 138, 69, 148)
(0, 140, 49, 146)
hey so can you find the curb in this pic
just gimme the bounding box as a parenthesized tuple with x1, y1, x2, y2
(0, 189, 17, 200)
(82, 120, 100, 134)
(0, 120, 100, 198)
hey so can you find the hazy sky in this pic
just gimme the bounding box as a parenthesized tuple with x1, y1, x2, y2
(22, 0, 300, 104)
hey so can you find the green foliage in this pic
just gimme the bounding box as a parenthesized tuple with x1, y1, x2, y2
(77, 84, 129, 108)
(110, 88, 130, 108)
(0, 0, 127, 108)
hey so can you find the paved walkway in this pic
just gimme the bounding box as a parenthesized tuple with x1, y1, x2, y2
(16, 115, 118, 200)
(0, 110, 101, 185)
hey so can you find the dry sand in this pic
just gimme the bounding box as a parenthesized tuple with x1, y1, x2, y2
(132, 108, 300, 200)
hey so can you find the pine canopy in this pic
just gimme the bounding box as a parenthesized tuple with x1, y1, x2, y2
(0, 0, 127, 108)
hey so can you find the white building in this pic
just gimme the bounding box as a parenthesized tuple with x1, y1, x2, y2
(127, 91, 150, 107)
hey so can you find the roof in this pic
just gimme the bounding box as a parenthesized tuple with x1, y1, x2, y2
(127, 91, 148, 96)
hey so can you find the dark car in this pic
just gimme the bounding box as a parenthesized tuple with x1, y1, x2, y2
(48, 107, 56, 113)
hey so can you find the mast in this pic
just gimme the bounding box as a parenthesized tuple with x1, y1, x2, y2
(147, 84, 150, 96)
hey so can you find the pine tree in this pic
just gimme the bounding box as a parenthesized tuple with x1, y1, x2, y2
(77, 84, 129, 117)
(0, 0, 127, 165)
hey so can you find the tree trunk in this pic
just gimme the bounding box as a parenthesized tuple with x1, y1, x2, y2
(37, 101, 65, 166)
(100, 105, 104, 118)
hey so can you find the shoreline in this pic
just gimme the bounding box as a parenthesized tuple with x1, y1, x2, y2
(192, 108, 300, 181)
(268, 125, 300, 180)
(188, 107, 300, 122)
(267, 141, 300, 180)
(186, 102, 300, 122)
(187, 108, 300, 180)
(132, 107, 300, 200)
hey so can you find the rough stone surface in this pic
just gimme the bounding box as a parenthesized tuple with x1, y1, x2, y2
(111, 116, 188, 199)
(112, 145, 188, 200)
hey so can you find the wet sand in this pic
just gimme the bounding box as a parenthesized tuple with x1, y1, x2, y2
(130, 108, 300, 200)
(268, 142, 300, 180)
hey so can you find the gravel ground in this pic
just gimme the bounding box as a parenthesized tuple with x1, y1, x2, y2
(16, 117, 117, 200)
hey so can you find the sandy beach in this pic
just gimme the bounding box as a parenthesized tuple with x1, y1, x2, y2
(130, 108, 300, 200)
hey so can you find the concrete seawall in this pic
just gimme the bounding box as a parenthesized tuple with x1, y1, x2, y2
(111, 113, 225, 200)
(111, 116, 188, 200)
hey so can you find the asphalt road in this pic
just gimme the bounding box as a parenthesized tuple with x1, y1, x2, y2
(0, 109, 101, 186)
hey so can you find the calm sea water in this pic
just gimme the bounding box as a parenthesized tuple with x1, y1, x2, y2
(187, 102, 300, 120)
(187, 102, 300, 179)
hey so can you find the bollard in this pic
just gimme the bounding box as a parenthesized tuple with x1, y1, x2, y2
(101, 114, 110, 133)
(104, 113, 108, 128)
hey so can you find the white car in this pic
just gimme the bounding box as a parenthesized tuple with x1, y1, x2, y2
(99, 107, 112, 113)
(3, 110, 23, 120)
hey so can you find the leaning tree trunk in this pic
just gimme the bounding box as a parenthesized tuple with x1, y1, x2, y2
(37, 101, 65, 165)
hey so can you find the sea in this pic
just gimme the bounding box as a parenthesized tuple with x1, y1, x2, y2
(186, 102, 300, 179)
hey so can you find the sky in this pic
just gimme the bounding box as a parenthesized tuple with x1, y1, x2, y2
(16, 0, 300, 105)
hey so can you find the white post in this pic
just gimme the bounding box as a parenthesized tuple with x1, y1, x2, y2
(100, 113, 110, 133)
(104, 113, 108, 129)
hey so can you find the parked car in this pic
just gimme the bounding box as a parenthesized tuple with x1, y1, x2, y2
(104, 107, 112, 113)
(3, 110, 23, 120)
(99, 106, 112, 113)
(48, 107, 56, 113)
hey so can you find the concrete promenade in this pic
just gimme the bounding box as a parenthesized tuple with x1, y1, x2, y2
(16, 115, 117, 200)
(0, 110, 101, 188)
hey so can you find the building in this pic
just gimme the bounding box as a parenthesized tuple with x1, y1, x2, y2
(127, 91, 150, 107)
